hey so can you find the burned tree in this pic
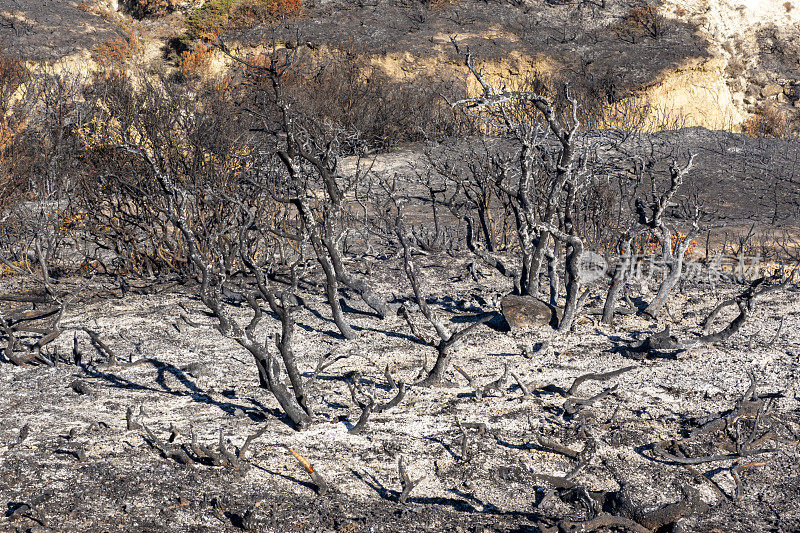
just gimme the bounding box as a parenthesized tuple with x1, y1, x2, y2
(639, 155, 699, 317)
(444, 41, 593, 332)
(223, 41, 390, 339)
(80, 69, 323, 429)
(623, 271, 794, 357)
(118, 145, 315, 429)
(384, 178, 492, 386)
(601, 152, 699, 324)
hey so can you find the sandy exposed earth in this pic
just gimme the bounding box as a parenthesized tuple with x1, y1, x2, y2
(3, 0, 800, 130)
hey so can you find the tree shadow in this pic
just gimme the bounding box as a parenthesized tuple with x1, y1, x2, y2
(450, 310, 506, 334)
(427, 295, 486, 315)
(251, 463, 317, 493)
(351, 323, 429, 345)
(347, 466, 528, 517)
(224, 510, 246, 530)
(422, 435, 461, 460)
(339, 296, 383, 319)
(298, 304, 347, 339)
(350, 468, 393, 500)
(83, 361, 269, 423)
(495, 438, 537, 452)
(243, 397, 293, 427)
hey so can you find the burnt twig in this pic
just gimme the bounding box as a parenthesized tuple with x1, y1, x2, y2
(563, 385, 619, 416)
(534, 433, 580, 460)
(397, 455, 423, 503)
(347, 375, 375, 434)
(557, 513, 649, 533)
(375, 382, 407, 413)
(141, 424, 192, 465)
(567, 366, 635, 396)
(126, 406, 141, 431)
(289, 448, 330, 495)
(510, 370, 532, 397)
(238, 425, 269, 460)
(85, 329, 119, 366)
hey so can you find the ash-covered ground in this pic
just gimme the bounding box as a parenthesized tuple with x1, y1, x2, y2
(1, 243, 798, 531)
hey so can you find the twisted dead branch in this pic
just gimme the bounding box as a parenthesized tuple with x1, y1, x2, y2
(397, 455, 423, 503)
(650, 372, 781, 500)
(624, 273, 789, 358)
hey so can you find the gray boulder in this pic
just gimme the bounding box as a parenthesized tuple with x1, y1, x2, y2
(500, 295, 558, 329)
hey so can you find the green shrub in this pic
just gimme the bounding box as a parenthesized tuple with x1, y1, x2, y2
(185, 0, 237, 38)
(185, 0, 302, 40)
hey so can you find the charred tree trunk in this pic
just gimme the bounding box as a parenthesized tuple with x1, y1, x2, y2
(547, 247, 559, 308)
(291, 198, 356, 340)
(602, 236, 633, 325)
(645, 223, 699, 317)
(322, 231, 388, 318)
(559, 237, 585, 333)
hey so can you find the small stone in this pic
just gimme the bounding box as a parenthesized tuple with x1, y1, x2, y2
(241, 508, 256, 531)
(784, 82, 800, 101)
(70, 380, 90, 395)
(761, 83, 782, 98)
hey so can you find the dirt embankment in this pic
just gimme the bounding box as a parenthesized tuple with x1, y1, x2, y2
(3, 1, 799, 131)
(229, 0, 731, 131)
(220, 0, 797, 132)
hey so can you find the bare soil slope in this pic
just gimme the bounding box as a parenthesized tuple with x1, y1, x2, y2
(0, 0, 125, 61)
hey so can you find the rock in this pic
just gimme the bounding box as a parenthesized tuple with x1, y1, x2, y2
(70, 380, 91, 395)
(521, 340, 551, 358)
(500, 295, 556, 329)
(761, 83, 782, 98)
(784, 82, 800, 102)
(730, 76, 747, 92)
(753, 72, 770, 86)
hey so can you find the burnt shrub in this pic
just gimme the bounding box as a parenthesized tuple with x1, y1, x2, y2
(126, 0, 180, 19)
(185, 0, 302, 41)
(744, 105, 790, 138)
(240, 50, 466, 152)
